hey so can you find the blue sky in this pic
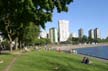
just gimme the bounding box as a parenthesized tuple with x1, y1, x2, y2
(45, 0, 108, 38)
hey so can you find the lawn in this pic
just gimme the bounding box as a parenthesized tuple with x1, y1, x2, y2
(0, 53, 14, 71)
(9, 50, 108, 71)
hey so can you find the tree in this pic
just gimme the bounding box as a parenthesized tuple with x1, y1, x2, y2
(0, 0, 73, 52)
(88, 37, 94, 43)
(82, 35, 88, 43)
(33, 38, 50, 45)
(72, 37, 79, 44)
(67, 36, 80, 44)
(22, 22, 40, 46)
(79, 35, 88, 43)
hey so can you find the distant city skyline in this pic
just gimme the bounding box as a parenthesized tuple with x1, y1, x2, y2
(45, 0, 108, 39)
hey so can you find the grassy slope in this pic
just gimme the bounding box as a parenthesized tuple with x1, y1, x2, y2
(10, 50, 108, 71)
(0, 54, 14, 71)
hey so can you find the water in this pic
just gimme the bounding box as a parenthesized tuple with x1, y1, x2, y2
(76, 46, 108, 60)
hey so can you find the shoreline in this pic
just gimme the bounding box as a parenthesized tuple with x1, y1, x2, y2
(51, 43, 108, 62)
(77, 53, 108, 63)
(73, 43, 108, 48)
(51, 43, 108, 51)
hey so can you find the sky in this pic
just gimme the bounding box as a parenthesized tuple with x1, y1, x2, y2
(45, 0, 108, 39)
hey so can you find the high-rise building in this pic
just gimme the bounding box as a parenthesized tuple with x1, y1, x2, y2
(78, 28, 84, 38)
(58, 20, 70, 42)
(89, 29, 94, 39)
(49, 28, 58, 43)
(94, 28, 101, 39)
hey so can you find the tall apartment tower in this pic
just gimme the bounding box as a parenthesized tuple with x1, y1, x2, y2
(89, 29, 94, 39)
(58, 20, 70, 42)
(94, 28, 101, 39)
(78, 28, 84, 38)
(49, 28, 58, 43)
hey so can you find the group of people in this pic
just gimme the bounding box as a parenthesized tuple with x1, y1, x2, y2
(81, 57, 90, 64)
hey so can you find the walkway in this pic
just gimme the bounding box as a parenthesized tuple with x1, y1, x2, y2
(3, 52, 21, 71)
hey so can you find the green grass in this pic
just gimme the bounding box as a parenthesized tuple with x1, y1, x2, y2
(0, 53, 14, 71)
(10, 50, 108, 71)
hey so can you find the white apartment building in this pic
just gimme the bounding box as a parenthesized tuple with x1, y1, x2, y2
(58, 20, 70, 42)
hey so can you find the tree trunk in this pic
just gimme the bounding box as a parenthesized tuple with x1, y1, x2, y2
(7, 33, 13, 52)
(15, 37, 18, 50)
(18, 39, 22, 50)
(5, 17, 13, 52)
(9, 41, 13, 52)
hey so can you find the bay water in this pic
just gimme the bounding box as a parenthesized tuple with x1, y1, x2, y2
(76, 46, 108, 60)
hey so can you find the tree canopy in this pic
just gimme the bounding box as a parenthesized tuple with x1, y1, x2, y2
(0, 0, 73, 51)
(0, 0, 73, 28)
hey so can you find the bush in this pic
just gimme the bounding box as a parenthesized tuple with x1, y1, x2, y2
(34, 38, 51, 45)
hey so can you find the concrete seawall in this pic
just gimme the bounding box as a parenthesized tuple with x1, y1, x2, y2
(51, 43, 108, 51)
